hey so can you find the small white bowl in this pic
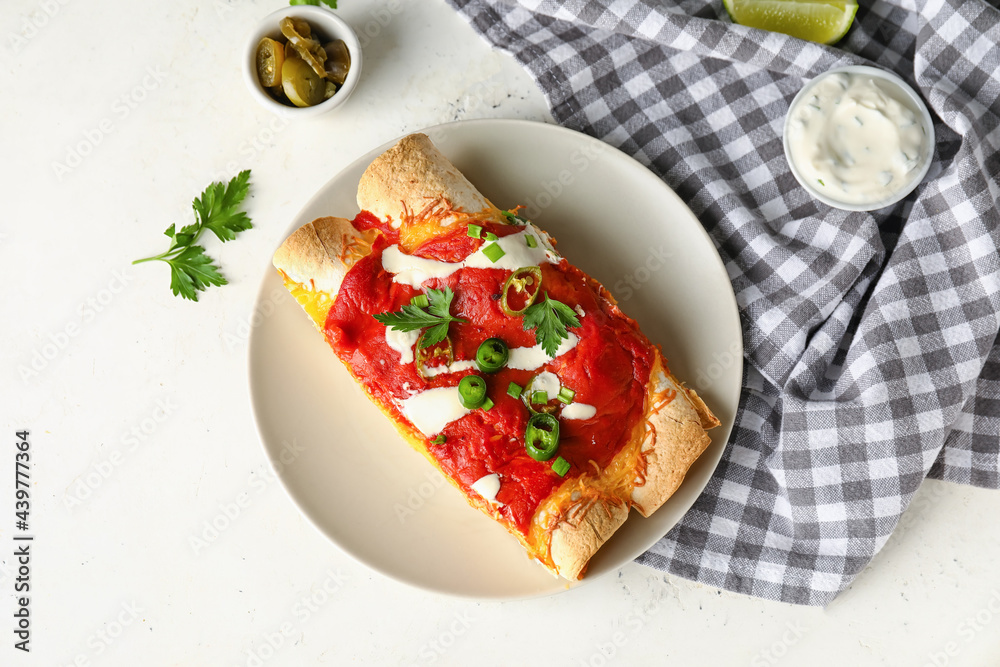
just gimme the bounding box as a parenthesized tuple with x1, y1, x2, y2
(243, 6, 362, 118)
(782, 65, 935, 212)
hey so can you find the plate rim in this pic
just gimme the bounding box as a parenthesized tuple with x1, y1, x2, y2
(247, 118, 743, 599)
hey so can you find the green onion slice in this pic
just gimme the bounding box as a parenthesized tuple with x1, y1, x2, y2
(507, 382, 523, 399)
(410, 294, 429, 308)
(467, 224, 483, 239)
(552, 456, 570, 477)
(475, 338, 509, 373)
(525, 234, 538, 248)
(483, 242, 506, 263)
(525, 412, 560, 461)
(557, 387, 576, 404)
(458, 375, 487, 410)
(500, 266, 542, 316)
(481, 397, 495, 411)
(531, 390, 548, 404)
(431, 435, 446, 445)
(501, 210, 529, 225)
(485, 231, 499, 241)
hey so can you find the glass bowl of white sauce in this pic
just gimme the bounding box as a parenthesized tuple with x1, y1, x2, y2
(783, 65, 935, 211)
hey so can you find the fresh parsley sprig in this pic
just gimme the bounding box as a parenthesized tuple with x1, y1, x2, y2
(133, 171, 252, 301)
(289, 0, 338, 8)
(522, 292, 581, 357)
(373, 287, 466, 348)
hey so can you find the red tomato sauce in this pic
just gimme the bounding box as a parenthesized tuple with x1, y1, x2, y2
(324, 216, 654, 534)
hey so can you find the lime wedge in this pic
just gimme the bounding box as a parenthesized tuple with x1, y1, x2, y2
(723, 0, 859, 45)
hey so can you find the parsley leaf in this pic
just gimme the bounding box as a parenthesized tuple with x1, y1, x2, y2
(372, 304, 447, 332)
(522, 292, 580, 357)
(168, 246, 227, 301)
(373, 287, 465, 348)
(133, 171, 253, 301)
(420, 322, 452, 349)
(289, 0, 338, 8)
(196, 169, 252, 242)
(426, 287, 457, 319)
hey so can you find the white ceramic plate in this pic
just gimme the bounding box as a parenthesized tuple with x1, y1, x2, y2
(248, 119, 742, 599)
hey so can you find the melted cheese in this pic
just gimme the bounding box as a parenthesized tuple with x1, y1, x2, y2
(279, 272, 333, 329)
(397, 198, 495, 252)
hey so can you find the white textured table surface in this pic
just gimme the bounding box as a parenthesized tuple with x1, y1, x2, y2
(3, 1, 1000, 665)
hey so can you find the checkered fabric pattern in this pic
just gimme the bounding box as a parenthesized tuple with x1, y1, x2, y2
(448, 0, 1000, 604)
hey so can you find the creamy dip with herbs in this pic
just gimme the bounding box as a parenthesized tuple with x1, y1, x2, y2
(787, 72, 928, 206)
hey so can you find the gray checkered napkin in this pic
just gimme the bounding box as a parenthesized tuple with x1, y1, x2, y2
(447, 0, 1000, 604)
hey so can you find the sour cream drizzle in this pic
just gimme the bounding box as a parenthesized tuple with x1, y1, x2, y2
(399, 387, 471, 437)
(508, 334, 579, 371)
(561, 403, 597, 420)
(471, 473, 502, 505)
(420, 360, 479, 378)
(384, 328, 420, 364)
(526, 372, 562, 401)
(384, 223, 581, 440)
(381, 226, 559, 289)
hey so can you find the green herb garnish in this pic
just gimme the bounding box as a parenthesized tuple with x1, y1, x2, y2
(133, 170, 252, 301)
(522, 292, 581, 357)
(373, 287, 466, 348)
(501, 210, 530, 225)
(289, 0, 338, 8)
(482, 242, 506, 263)
(552, 456, 570, 477)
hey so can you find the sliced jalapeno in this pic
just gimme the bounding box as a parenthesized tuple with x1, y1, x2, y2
(458, 375, 488, 410)
(255, 37, 286, 88)
(501, 266, 542, 316)
(525, 412, 560, 461)
(521, 373, 559, 414)
(322, 39, 351, 85)
(415, 332, 453, 379)
(475, 338, 509, 373)
(281, 56, 325, 108)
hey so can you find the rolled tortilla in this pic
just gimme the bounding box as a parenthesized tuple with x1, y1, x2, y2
(273, 134, 718, 580)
